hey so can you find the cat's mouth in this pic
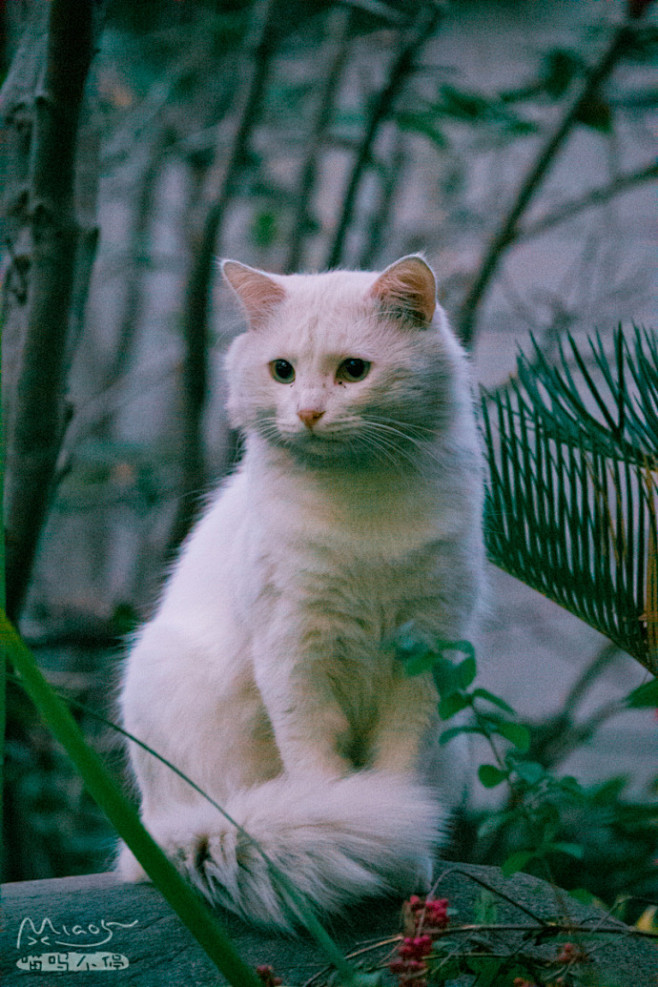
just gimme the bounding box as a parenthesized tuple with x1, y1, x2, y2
(295, 430, 345, 454)
(273, 423, 355, 461)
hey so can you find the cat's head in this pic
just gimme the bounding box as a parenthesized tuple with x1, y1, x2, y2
(222, 255, 466, 469)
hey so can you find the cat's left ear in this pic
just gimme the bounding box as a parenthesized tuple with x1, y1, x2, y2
(222, 260, 286, 330)
(368, 255, 436, 327)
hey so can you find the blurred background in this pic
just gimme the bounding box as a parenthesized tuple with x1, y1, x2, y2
(1, 0, 656, 914)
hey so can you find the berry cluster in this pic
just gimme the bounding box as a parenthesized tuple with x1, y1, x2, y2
(555, 941, 588, 966)
(389, 896, 450, 987)
(255, 964, 282, 987)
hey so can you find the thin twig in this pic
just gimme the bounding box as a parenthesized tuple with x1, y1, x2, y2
(434, 865, 549, 926)
(325, 1, 442, 269)
(285, 5, 353, 273)
(99, 127, 173, 430)
(358, 127, 406, 268)
(165, 0, 282, 554)
(425, 920, 656, 939)
(517, 160, 657, 243)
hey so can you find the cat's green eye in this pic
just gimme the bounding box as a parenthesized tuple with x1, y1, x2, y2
(270, 359, 295, 383)
(336, 358, 371, 383)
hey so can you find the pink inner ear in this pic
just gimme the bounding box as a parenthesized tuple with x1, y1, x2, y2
(222, 261, 286, 329)
(369, 256, 436, 325)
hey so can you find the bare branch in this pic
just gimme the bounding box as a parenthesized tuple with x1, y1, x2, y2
(517, 160, 658, 243)
(325, 1, 442, 270)
(285, 5, 353, 273)
(165, 0, 283, 554)
(358, 128, 406, 268)
(456, 21, 641, 347)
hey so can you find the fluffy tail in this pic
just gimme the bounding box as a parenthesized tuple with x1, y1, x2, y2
(120, 770, 445, 929)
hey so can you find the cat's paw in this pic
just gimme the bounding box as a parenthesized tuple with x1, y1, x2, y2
(115, 810, 206, 884)
(116, 841, 149, 883)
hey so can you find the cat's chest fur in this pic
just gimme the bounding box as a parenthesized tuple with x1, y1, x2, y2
(232, 439, 468, 649)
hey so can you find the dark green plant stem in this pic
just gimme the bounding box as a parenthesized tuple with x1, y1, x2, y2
(0, 613, 262, 987)
(457, 21, 639, 347)
(325, 1, 441, 269)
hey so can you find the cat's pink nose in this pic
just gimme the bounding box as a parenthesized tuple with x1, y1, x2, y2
(298, 408, 325, 429)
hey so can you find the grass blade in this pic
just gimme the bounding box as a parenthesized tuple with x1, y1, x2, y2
(1, 610, 262, 987)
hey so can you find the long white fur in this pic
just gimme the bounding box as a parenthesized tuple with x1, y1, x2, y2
(118, 256, 485, 929)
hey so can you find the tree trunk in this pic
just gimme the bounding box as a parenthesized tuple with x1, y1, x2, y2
(1, 0, 102, 622)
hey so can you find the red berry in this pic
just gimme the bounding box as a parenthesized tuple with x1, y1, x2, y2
(389, 960, 407, 974)
(406, 960, 427, 972)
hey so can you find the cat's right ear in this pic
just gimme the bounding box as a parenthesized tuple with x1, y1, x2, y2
(369, 255, 436, 327)
(221, 260, 286, 331)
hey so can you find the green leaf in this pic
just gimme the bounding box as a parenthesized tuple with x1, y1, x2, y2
(438, 690, 470, 719)
(490, 718, 531, 752)
(391, 622, 439, 676)
(439, 724, 488, 745)
(472, 889, 498, 925)
(471, 687, 516, 714)
(501, 849, 535, 877)
(465, 955, 504, 986)
(626, 678, 658, 708)
(569, 887, 596, 905)
(481, 326, 658, 674)
(541, 49, 584, 99)
(431, 655, 462, 692)
(576, 93, 613, 133)
(478, 763, 508, 788)
(477, 809, 514, 839)
(395, 111, 449, 148)
(456, 654, 477, 689)
(558, 774, 584, 794)
(403, 649, 439, 677)
(550, 840, 585, 860)
(250, 210, 278, 249)
(512, 759, 545, 785)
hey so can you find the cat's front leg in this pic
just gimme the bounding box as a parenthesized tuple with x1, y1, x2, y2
(370, 672, 438, 775)
(253, 626, 352, 780)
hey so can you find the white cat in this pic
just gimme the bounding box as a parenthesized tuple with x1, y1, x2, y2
(117, 255, 485, 928)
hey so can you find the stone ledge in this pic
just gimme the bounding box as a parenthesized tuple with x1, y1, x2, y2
(1, 864, 655, 985)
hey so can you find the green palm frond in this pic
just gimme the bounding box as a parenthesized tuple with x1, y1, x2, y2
(481, 326, 657, 675)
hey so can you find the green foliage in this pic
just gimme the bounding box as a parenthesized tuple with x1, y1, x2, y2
(481, 327, 658, 675)
(250, 208, 279, 248)
(395, 81, 539, 150)
(394, 624, 658, 921)
(394, 24, 658, 154)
